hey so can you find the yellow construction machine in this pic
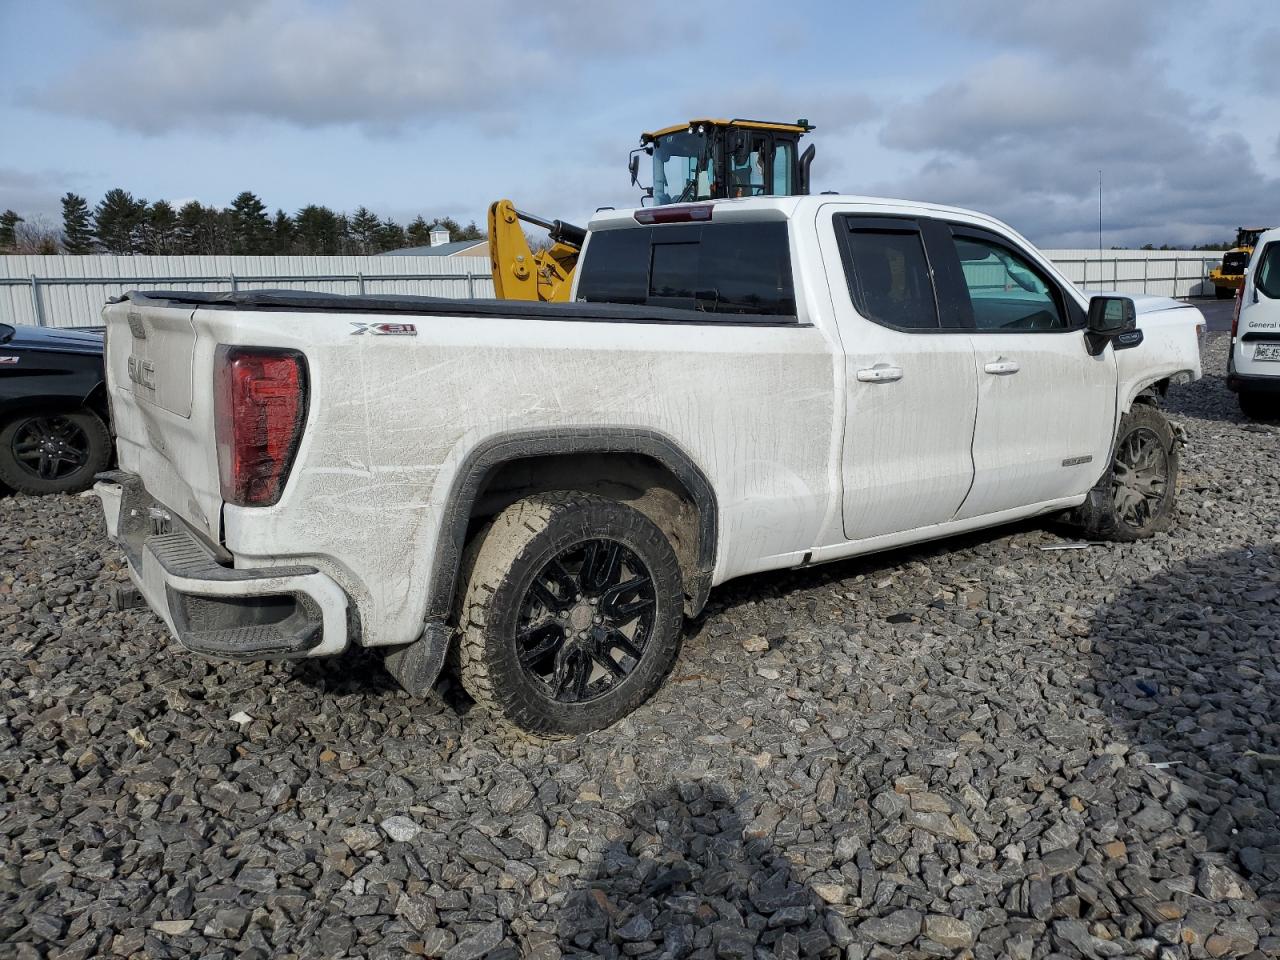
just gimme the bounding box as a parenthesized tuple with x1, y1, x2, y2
(1211, 226, 1271, 299)
(488, 118, 816, 302)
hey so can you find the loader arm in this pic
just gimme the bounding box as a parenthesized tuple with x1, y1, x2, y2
(487, 199, 583, 302)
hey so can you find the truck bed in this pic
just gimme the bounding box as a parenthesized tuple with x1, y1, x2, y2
(116, 290, 803, 326)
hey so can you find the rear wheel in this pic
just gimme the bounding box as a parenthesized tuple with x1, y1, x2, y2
(456, 491, 684, 736)
(1075, 404, 1179, 542)
(1215, 285, 1234, 300)
(0, 410, 111, 495)
(1239, 390, 1275, 421)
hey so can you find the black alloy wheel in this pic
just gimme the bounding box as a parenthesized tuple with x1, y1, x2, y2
(0, 410, 112, 495)
(454, 491, 685, 736)
(514, 538, 657, 704)
(11, 416, 92, 483)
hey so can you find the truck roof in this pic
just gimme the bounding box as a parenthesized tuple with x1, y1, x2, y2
(588, 194, 1024, 241)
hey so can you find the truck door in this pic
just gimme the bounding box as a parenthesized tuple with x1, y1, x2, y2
(822, 213, 979, 540)
(934, 223, 1117, 519)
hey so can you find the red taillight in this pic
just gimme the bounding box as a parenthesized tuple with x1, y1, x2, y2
(1231, 285, 1244, 339)
(214, 347, 307, 507)
(634, 204, 714, 224)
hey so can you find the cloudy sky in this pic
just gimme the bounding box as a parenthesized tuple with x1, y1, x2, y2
(1, 0, 1277, 248)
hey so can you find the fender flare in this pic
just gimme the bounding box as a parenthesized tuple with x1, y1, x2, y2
(387, 428, 718, 697)
(427, 427, 718, 623)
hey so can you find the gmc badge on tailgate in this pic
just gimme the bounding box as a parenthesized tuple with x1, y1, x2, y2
(128, 355, 156, 389)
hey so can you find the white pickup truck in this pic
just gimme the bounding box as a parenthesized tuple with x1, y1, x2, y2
(96, 195, 1203, 734)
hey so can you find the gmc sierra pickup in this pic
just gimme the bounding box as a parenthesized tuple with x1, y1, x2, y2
(95, 195, 1203, 734)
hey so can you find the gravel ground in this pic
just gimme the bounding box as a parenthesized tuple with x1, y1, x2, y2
(2, 333, 1278, 960)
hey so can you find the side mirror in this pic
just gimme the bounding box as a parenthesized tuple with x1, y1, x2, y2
(1087, 295, 1136, 336)
(1086, 295, 1142, 355)
(0, 323, 13, 345)
(628, 153, 640, 186)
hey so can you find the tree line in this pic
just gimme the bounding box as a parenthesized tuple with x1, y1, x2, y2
(0, 190, 483, 256)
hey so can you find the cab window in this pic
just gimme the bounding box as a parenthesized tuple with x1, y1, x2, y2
(837, 219, 939, 329)
(1256, 243, 1280, 299)
(576, 222, 796, 317)
(953, 235, 1067, 331)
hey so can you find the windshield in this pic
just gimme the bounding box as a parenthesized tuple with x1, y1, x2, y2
(652, 131, 717, 205)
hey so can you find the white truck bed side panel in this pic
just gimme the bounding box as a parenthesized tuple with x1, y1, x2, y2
(213, 309, 837, 647)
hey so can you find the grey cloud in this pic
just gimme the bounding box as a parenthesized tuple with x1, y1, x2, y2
(922, 0, 1192, 65)
(676, 87, 879, 135)
(0, 167, 83, 219)
(84, 0, 259, 27)
(31, 0, 679, 135)
(874, 49, 1280, 247)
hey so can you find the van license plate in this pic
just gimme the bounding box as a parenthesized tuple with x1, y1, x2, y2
(1254, 343, 1280, 362)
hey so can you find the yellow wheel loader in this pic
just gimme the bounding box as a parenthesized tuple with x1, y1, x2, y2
(1211, 226, 1272, 299)
(489, 118, 816, 302)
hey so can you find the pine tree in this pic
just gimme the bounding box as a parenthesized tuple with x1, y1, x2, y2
(335, 214, 353, 255)
(94, 189, 148, 254)
(229, 191, 271, 254)
(0, 210, 22, 251)
(457, 220, 483, 241)
(61, 193, 94, 253)
(376, 217, 405, 252)
(176, 201, 206, 254)
(406, 215, 431, 247)
(147, 200, 179, 254)
(294, 205, 339, 255)
(272, 209, 295, 254)
(349, 206, 381, 254)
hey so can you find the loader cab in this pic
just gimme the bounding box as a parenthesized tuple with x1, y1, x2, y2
(632, 119, 815, 206)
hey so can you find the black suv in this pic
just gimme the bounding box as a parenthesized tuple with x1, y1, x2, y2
(0, 322, 111, 495)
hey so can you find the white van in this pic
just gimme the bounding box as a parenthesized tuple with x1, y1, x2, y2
(1229, 226, 1280, 418)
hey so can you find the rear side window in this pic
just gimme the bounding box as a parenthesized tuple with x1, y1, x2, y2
(837, 219, 939, 329)
(576, 221, 796, 316)
(1257, 243, 1280, 299)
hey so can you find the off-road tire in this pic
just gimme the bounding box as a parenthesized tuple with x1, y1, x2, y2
(456, 491, 684, 736)
(1239, 390, 1275, 421)
(0, 409, 111, 495)
(1215, 286, 1234, 300)
(1075, 403, 1179, 542)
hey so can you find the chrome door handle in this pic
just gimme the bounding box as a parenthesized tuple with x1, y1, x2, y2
(856, 364, 903, 383)
(984, 358, 1020, 375)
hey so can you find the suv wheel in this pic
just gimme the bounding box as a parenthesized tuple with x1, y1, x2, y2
(0, 410, 111, 495)
(456, 491, 684, 736)
(1239, 390, 1274, 421)
(1074, 404, 1179, 541)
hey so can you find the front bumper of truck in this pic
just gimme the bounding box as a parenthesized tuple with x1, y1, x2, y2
(95, 471, 349, 659)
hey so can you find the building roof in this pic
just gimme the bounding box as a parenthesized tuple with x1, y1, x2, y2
(381, 239, 487, 257)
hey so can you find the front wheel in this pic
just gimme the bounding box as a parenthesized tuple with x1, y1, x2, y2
(1215, 285, 1234, 300)
(0, 410, 112, 495)
(456, 492, 684, 736)
(1074, 404, 1179, 541)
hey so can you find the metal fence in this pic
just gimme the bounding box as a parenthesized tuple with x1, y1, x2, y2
(0, 254, 494, 328)
(0, 250, 1227, 328)
(1041, 251, 1223, 299)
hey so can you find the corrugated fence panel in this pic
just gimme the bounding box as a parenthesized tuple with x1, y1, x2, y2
(0, 250, 1223, 327)
(0, 255, 495, 327)
(1041, 250, 1224, 299)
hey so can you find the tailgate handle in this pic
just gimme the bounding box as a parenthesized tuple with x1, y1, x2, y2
(984, 358, 1020, 375)
(856, 364, 903, 383)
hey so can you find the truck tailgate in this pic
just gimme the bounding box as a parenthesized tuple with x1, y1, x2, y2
(103, 299, 223, 540)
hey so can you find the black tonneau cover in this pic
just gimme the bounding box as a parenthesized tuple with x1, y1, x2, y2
(114, 290, 801, 327)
